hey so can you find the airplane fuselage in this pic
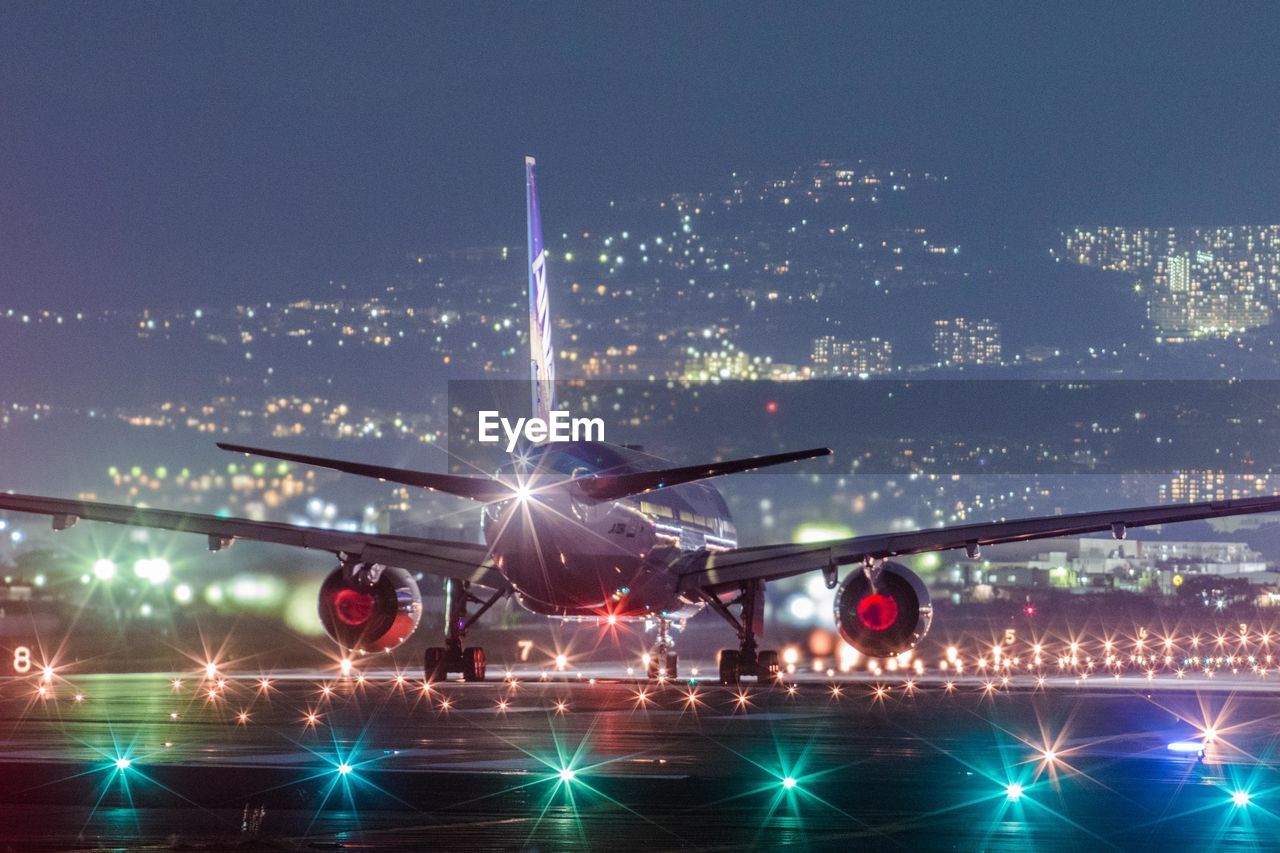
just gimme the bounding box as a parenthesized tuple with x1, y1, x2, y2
(482, 441, 737, 621)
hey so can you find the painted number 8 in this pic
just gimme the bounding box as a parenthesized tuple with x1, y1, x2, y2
(13, 646, 31, 674)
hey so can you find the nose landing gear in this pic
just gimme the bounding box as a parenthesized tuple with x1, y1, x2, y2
(646, 616, 679, 680)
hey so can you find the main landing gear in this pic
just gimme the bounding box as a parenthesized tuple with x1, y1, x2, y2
(423, 578, 505, 683)
(701, 579, 780, 685)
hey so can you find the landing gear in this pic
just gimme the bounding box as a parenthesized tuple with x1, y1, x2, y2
(647, 616, 678, 680)
(423, 578, 504, 682)
(702, 580, 779, 685)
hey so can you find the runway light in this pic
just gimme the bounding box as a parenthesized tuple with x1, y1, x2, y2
(115, 757, 132, 771)
(92, 559, 117, 581)
(781, 776, 798, 790)
(555, 654, 568, 670)
(205, 662, 217, 680)
(558, 767, 576, 784)
(340, 658, 353, 676)
(1167, 739, 1205, 754)
(337, 763, 353, 776)
(1232, 790, 1251, 808)
(1006, 782, 1023, 802)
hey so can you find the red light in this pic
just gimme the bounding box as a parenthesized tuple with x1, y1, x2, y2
(333, 588, 375, 626)
(765, 401, 779, 414)
(1024, 605, 1036, 616)
(856, 593, 898, 631)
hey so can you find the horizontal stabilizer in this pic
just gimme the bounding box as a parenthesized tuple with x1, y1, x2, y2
(217, 443, 515, 503)
(576, 447, 832, 502)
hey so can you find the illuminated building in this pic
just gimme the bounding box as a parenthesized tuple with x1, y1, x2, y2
(931, 318, 1002, 366)
(1063, 225, 1280, 341)
(811, 336, 893, 377)
(942, 536, 1271, 598)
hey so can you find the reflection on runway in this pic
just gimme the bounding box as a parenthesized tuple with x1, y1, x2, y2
(0, 669, 1277, 850)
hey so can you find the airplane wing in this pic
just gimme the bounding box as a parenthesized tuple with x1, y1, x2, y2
(0, 492, 508, 590)
(677, 494, 1280, 592)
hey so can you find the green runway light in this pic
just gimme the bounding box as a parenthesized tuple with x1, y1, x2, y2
(1005, 782, 1023, 802)
(337, 763, 353, 776)
(781, 776, 798, 790)
(1231, 789, 1251, 807)
(114, 757, 132, 771)
(558, 767, 576, 784)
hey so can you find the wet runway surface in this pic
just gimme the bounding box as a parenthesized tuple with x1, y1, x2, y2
(1, 670, 1279, 850)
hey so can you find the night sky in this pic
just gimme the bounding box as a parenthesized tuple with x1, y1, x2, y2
(3, 2, 1279, 307)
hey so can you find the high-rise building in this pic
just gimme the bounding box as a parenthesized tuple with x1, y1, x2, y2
(811, 336, 893, 377)
(1168, 254, 1191, 293)
(932, 318, 1002, 366)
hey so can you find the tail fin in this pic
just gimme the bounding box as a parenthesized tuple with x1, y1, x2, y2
(526, 156, 556, 423)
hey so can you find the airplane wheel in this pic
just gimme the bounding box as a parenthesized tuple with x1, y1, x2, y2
(647, 653, 678, 680)
(756, 649, 780, 680)
(718, 649, 740, 685)
(424, 646, 449, 682)
(462, 647, 487, 682)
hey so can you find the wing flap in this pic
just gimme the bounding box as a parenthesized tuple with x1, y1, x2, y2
(679, 494, 1280, 591)
(0, 491, 507, 589)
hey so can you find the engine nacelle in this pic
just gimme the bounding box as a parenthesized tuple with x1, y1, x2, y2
(834, 561, 933, 658)
(318, 565, 422, 653)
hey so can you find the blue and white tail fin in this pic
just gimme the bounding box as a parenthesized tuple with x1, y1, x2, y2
(526, 156, 556, 423)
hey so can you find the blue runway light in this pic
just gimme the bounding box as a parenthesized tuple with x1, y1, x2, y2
(1231, 790, 1251, 808)
(337, 763, 353, 776)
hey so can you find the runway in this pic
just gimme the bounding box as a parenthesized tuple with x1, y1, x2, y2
(0, 668, 1277, 850)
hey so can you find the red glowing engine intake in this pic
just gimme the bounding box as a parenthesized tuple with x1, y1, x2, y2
(834, 561, 932, 658)
(318, 565, 422, 653)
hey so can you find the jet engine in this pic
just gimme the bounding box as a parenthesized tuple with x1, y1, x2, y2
(318, 564, 422, 653)
(834, 561, 933, 658)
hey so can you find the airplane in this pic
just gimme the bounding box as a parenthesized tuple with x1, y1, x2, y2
(6, 156, 1280, 685)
